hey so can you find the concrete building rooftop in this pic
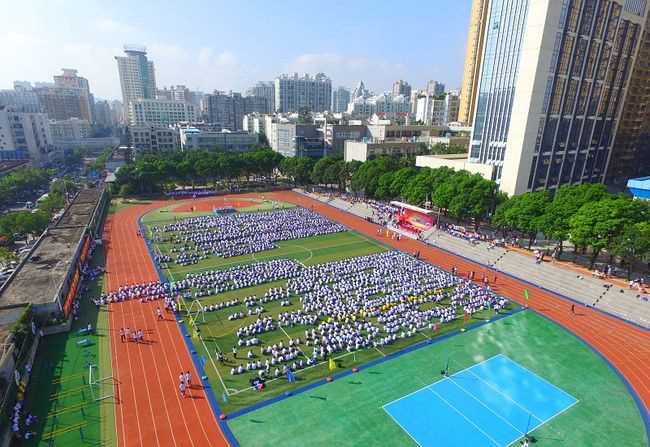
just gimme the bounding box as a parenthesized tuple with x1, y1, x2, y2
(73, 188, 102, 204)
(56, 202, 96, 227)
(0, 227, 84, 308)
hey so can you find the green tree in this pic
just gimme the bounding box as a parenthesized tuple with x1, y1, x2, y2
(541, 183, 608, 255)
(494, 191, 550, 248)
(612, 222, 650, 279)
(0, 247, 18, 265)
(569, 197, 648, 268)
(429, 143, 468, 155)
(64, 148, 84, 169)
(389, 167, 418, 199)
(311, 156, 342, 186)
(375, 172, 395, 200)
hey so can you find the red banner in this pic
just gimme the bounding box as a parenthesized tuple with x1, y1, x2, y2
(63, 268, 80, 317)
(79, 235, 91, 266)
(395, 208, 435, 233)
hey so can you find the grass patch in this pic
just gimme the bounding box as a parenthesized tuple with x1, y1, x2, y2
(228, 310, 648, 447)
(22, 247, 116, 447)
(155, 231, 387, 279)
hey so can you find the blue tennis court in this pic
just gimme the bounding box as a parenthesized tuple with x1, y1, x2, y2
(383, 354, 578, 447)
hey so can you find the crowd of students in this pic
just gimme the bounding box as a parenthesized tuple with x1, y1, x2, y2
(218, 251, 505, 382)
(151, 208, 346, 264)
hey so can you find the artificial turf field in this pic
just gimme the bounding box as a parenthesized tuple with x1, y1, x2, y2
(140, 199, 648, 446)
(228, 309, 648, 447)
(143, 203, 518, 414)
(22, 247, 116, 447)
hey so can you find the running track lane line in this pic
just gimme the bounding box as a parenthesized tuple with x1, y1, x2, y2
(118, 204, 218, 447)
(106, 216, 145, 447)
(116, 218, 163, 447)
(105, 203, 229, 447)
(113, 204, 215, 447)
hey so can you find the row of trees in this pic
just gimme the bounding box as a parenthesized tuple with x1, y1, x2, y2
(0, 168, 51, 209)
(493, 184, 650, 272)
(0, 177, 77, 243)
(112, 148, 648, 274)
(115, 148, 285, 195)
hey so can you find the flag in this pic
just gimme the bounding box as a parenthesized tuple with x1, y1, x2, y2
(287, 369, 296, 383)
(328, 358, 336, 371)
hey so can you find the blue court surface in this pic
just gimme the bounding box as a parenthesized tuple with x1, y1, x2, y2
(383, 354, 578, 447)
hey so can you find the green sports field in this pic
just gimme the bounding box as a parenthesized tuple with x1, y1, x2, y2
(228, 310, 648, 447)
(143, 203, 517, 414)
(22, 247, 115, 447)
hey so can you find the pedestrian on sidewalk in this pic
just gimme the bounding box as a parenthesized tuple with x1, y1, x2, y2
(571, 304, 575, 314)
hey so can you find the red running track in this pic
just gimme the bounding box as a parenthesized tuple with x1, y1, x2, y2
(104, 203, 229, 447)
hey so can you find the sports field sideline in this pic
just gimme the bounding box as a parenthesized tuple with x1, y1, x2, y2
(19, 193, 649, 447)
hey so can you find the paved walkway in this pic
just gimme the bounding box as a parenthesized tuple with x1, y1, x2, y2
(302, 191, 650, 329)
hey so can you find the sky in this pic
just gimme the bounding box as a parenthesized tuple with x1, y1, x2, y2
(0, 0, 472, 101)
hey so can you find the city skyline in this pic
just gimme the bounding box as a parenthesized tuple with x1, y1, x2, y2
(0, 0, 471, 100)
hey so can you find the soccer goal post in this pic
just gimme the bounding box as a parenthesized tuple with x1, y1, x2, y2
(88, 364, 115, 402)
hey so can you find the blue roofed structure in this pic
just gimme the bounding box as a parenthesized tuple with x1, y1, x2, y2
(627, 176, 650, 200)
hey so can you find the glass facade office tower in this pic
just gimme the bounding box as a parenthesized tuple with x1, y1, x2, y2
(469, 0, 647, 196)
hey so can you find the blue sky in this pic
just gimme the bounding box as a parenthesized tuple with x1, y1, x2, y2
(0, 0, 472, 100)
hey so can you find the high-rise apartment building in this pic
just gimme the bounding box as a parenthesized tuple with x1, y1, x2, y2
(445, 91, 460, 123)
(392, 80, 412, 98)
(205, 91, 245, 131)
(416, 95, 447, 126)
(606, 10, 650, 187)
(274, 73, 332, 113)
(426, 80, 445, 96)
(0, 84, 41, 113)
(34, 86, 93, 121)
(127, 99, 195, 127)
(351, 81, 371, 101)
(110, 100, 125, 125)
(93, 100, 114, 127)
(347, 93, 410, 119)
(466, 0, 648, 196)
(246, 82, 275, 113)
(115, 45, 157, 114)
(332, 87, 351, 113)
(458, 0, 490, 125)
(0, 108, 54, 166)
(157, 85, 192, 103)
(53, 69, 91, 94)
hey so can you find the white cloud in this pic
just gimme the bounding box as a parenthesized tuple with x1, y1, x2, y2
(150, 45, 245, 93)
(95, 18, 137, 35)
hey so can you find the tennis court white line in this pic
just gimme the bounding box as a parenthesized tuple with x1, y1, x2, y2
(382, 410, 423, 447)
(382, 354, 500, 409)
(498, 354, 579, 404)
(462, 365, 545, 426)
(427, 386, 501, 447)
(505, 398, 580, 447)
(442, 374, 525, 437)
